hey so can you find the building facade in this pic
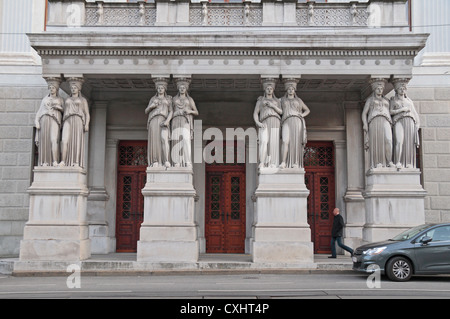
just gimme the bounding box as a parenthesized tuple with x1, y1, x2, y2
(0, 0, 449, 269)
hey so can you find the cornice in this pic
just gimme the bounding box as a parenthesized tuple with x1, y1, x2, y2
(28, 32, 429, 57)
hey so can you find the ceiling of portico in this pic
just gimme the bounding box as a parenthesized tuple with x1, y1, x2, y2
(83, 74, 372, 95)
(82, 74, 382, 129)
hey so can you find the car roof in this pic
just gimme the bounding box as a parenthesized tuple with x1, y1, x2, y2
(425, 223, 450, 227)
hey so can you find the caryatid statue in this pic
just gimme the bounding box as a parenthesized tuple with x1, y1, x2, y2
(253, 78, 282, 169)
(171, 77, 199, 168)
(145, 78, 173, 168)
(34, 77, 64, 167)
(280, 78, 310, 169)
(390, 78, 420, 168)
(60, 77, 90, 168)
(361, 78, 394, 169)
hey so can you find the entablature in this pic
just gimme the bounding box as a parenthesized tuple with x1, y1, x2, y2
(29, 31, 428, 79)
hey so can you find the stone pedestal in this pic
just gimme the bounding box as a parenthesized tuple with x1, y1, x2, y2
(363, 168, 427, 243)
(19, 167, 91, 261)
(137, 167, 198, 263)
(252, 168, 314, 265)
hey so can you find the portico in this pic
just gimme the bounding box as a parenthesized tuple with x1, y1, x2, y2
(16, 0, 428, 270)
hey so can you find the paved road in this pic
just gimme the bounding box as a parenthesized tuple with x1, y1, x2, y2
(1, 272, 450, 300)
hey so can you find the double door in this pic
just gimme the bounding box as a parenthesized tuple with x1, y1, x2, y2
(205, 168, 246, 253)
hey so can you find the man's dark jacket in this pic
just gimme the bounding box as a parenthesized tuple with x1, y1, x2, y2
(331, 214, 345, 237)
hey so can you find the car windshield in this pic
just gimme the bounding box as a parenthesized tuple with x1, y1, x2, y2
(390, 224, 431, 241)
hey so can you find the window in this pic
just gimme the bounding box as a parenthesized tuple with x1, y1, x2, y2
(422, 226, 450, 242)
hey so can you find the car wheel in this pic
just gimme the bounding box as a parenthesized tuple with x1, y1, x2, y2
(386, 257, 413, 282)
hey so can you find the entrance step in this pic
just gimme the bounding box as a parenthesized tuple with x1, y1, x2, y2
(2, 254, 352, 276)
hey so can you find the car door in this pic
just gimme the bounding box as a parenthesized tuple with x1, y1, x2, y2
(414, 226, 450, 273)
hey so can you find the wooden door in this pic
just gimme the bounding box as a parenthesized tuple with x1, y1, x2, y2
(205, 169, 246, 253)
(116, 141, 147, 252)
(304, 142, 335, 254)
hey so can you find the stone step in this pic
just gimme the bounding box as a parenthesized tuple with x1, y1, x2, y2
(1, 254, 353, 276)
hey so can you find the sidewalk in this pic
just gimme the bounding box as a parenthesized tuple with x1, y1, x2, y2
(0, 254, 353, 276)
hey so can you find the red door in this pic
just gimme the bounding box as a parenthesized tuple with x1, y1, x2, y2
(116, 141, 147, 252)
(305, 142, 335, 254)
(205, 168, 246, 253)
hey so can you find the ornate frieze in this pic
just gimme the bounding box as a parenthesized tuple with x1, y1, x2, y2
(50, 1, 403, 29)
(85, 3, 157, 26)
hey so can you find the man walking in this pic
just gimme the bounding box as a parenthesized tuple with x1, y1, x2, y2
(329, 208, 353, 258)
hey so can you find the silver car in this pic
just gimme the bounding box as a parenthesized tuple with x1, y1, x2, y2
(352, 223, 450, 281)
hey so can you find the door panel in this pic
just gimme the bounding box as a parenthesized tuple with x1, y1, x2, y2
(205, 168, 246, 253)
(415, 226, 450, 272)
(305, 142, 335, 254)
(116, 141, 147, 252)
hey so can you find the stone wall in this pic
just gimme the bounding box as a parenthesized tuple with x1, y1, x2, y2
(0, 75, 46, 256)
(409, 87, 450, 223)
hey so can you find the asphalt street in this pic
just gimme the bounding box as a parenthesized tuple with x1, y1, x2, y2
(1, 272, 450, 299)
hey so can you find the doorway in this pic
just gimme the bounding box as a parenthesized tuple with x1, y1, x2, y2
(204, 141, 246, 253)
(115, 141, 147, 252)
(304, 142, 335, 254)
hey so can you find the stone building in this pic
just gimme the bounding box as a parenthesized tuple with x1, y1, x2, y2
(0, 0, 449, 271)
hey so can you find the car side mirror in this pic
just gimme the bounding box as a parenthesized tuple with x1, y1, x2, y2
(420, 236, 432, 245)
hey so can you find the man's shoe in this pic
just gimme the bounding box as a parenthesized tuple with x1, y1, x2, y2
(328, 256, 336, 259)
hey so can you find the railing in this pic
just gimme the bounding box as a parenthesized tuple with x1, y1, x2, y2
(47, 0, 409, 29)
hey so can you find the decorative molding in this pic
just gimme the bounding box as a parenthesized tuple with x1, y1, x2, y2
(36, 48, 421, 58)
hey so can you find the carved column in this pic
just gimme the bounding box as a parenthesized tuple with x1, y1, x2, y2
(138, 75, 199, 263)
(252, 76, 314, 267)
(19, 76, 91, 261)
(362, 76, 426, 243)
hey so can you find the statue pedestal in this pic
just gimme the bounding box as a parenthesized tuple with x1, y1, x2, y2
(19, 167, 91, 261)
(363, 168, 427, 243)
(137, 167, 198, 263)
(252, 168, 314, 265)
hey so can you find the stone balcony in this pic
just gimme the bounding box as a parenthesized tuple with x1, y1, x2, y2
(46, 0, 410, 30)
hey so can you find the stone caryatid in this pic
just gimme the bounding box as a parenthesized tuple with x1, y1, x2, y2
(253, 78, 282, 169)
(171, 77, 199, 168)
(60, 77, 90, 168)
(279, 78, 310, 169)
(362, 78, 394, 169)
(145, 77, 173, 168)
(34, 77, 64, 167)
(390, 78, 420, 169)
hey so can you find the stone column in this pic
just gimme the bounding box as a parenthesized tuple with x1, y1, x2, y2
(344, 101, 366, 248)
(87, 101, 111, 254)
(20, 76, 91, 261)
(137, 76, 199, 263)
